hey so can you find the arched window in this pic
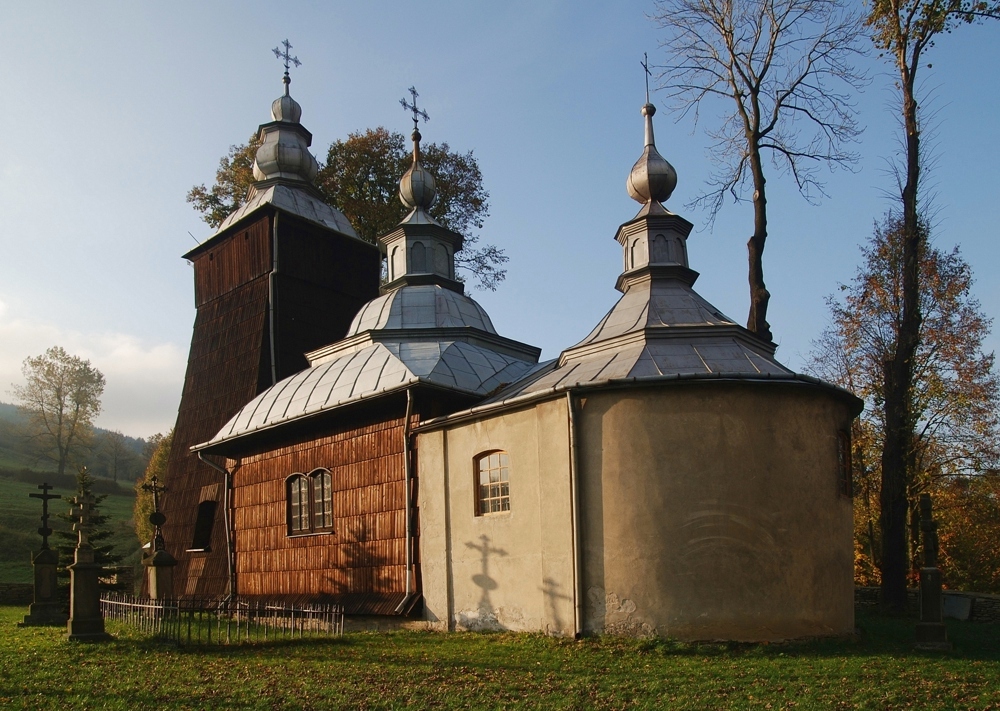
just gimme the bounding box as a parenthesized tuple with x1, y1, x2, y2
(286, 469, 334, 535)
(475, 451, 510, 515)
(411, 242, 426, 272)
(311, 469, 334, 531)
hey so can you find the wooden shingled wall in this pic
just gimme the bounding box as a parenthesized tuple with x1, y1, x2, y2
(159, 214, 274, 599)
(230, 408, 418, 613)
(159, 207, 381, 600)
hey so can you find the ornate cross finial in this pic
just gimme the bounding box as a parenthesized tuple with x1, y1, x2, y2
(29, 483, 61, 550)
(641, 52, 652, 104)
(141, 475, 169, 551)
(400, 86, 430, 131)
(272, 39, 301, 96)
(70, 493, 97, 548)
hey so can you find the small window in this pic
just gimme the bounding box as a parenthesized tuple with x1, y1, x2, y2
(475, 451, 510, 515)
(837, 430, 852, 498)
(189, 500, 218, 551)
(286, 469, 335, 535)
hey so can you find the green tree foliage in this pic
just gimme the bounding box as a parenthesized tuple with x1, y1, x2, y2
(809, 216, 1000, 589)
(187, 127, 507, 290)
(11, 346, 105, 477)
(134, 430, 172, 547)
(56, 467, 123, 578)
(651, 0, 867, 341)
(865, 0, 1000, 611)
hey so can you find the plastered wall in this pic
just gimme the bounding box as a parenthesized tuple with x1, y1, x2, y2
(417, 398, 576, 635)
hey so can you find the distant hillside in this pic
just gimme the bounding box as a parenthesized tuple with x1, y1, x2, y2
(0, 401, 152, 481)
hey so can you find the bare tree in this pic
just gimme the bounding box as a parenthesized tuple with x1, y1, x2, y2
(865, 0, 999, 612)
(11, 346, 105, 477)
(100, 429, 135, 483)
(652, 0, 867, 341)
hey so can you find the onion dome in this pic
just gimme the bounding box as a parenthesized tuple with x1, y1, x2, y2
(626, 103, 677, 205)
(252, 72, 319, 184)
(399, 128, 437, 210)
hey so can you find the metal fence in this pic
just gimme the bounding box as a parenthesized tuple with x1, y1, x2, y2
(100, 593, 344, 645)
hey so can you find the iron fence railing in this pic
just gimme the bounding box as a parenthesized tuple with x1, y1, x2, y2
(100, 592, 344, 645)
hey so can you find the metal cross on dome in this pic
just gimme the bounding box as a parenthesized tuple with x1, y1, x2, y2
(641, 52, 652, 103)
(273, 39, 301, 74)
(400, 86, 430, 131)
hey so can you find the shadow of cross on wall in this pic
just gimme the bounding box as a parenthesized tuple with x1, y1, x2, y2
(465, 534, 507, 614)
(540, 577, 572, 634)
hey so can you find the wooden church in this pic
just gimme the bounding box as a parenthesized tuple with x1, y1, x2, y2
(159, 65, 862, 640)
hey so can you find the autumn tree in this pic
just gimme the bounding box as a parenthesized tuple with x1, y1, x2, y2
(134, 430, 172, 547)
(808, 216, 1000, 588)
(651, 0, 867, 341)
(11, 346, 105, 477)
(187, 127, 507, 291)
(865, 0, 999, 611)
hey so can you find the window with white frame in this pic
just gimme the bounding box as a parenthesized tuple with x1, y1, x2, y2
(475, 451, 510, 515)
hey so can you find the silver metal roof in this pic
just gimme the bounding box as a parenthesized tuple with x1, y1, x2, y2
(199, 339, 537, 448)
(347, 285, 496, 336)
(214, 184, 359, 239)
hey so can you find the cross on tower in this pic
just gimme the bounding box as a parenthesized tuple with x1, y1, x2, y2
(641, 52, 652, 104)
(69, 493, 97, 548)
(400, 86, 430, 131)
(28, 483, 61, 550)
(273, 39, 301, 95)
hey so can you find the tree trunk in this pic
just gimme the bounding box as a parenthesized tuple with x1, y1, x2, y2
(747, 149, 773, 342)
(880, 58, 922, 614)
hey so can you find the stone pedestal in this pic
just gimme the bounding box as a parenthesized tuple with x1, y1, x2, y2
(144, 548, 178, 600)
(66, 544, 110, 641)
(19, 548, 67, 626)
(916, 566, 951, 650)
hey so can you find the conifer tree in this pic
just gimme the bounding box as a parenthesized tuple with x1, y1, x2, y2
(56, 466, 122, 582)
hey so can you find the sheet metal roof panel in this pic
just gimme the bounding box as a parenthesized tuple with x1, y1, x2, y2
(199, 339, 538, 449)
(215, 184, 360, 239)
(346, 285, 497, 336)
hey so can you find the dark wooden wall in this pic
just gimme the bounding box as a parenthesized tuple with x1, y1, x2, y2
(159, 207, 380, 600)
(230, 409, 418, 614)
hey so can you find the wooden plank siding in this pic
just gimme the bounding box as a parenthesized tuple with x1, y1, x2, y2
(229, 411, 418, 610)
(159, 207, 381, 601)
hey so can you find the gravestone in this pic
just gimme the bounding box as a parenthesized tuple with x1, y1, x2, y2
(19, 483, 68, 626)
(141, 474, 177, 599)
(65, 493, 111, 641)
(915, 493, 951, 650)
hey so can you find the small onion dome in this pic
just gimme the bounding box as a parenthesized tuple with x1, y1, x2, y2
(271, 93, 302, 123)
(399, 128, 436, 210)
(627, 103, 677, 205)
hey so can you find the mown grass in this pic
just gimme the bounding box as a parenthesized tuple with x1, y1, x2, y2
(1, 607, 999, 710)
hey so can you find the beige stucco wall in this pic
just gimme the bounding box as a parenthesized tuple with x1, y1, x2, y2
(418, 380, 856, 641)
(417, 397, 577, 635)
(578, 383, 856, 641)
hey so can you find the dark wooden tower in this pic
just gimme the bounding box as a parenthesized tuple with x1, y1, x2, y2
(158, 78, 380, 599)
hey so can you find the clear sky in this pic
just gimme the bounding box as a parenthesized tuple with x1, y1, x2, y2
(1, 1, 997, 438)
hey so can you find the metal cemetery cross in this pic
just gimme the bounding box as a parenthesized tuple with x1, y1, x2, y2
(28, 483, 61, 550)
(641, 52, 652, 104)
(141, 474, 169, 551)
(69, 493, 97, 547)
(273, 39, 301, 74)
(400, 86, 430, 130)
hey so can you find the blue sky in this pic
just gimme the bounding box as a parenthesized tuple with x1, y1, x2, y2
(0, 1, 997, 438)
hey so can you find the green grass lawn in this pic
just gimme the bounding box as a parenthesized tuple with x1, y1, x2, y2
(0, 476, 139, 584)
(1, 607, 998, 710)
